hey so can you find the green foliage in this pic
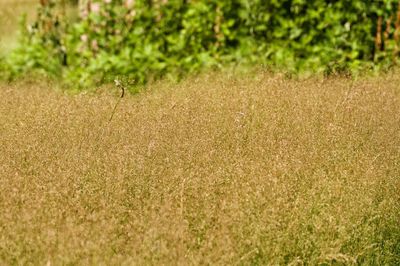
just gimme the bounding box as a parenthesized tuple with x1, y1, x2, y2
(3, 0, 400, 87)
(4, 6, 66, 79)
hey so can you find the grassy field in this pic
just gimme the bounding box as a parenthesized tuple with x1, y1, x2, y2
(0, 73, 399, 264)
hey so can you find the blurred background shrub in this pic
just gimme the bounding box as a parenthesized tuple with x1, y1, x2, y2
(2, 0, 400, 88)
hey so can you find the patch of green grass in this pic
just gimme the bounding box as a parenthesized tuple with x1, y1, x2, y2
(0, 73, 399, 264)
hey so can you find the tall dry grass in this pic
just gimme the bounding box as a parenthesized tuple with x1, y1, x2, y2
(0, 73, 399, 265)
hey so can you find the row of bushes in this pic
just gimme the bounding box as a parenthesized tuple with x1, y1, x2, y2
(2, 0, 400, 88)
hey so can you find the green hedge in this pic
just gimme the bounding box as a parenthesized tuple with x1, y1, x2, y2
(4, 0, 400, 87)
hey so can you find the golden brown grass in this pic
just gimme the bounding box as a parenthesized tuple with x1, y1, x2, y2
(0, 73, 399, 265)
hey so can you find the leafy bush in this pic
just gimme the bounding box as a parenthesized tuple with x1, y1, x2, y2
(3, 0, 400, 88)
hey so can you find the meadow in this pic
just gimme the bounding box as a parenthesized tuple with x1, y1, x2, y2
(1, 73, 399, 264)
(0, 0, 399, 264)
